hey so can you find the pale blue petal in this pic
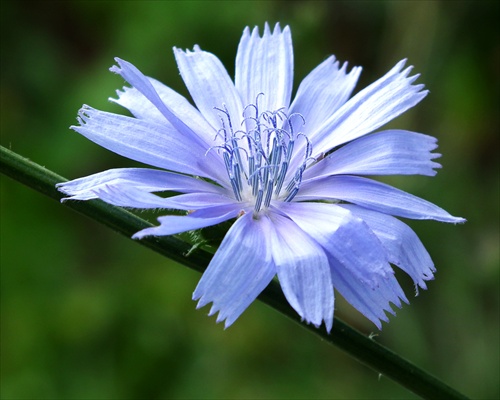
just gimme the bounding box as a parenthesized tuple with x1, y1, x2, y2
(92, 185, 237, 210)
(57, 168, 230, 201)
(289, 56, 361, 136)
(303, 130, 441, 180)
(193, 212, 276, 328)
(110, 77, 217, 148)
(133, 205, 242, 239)
(310, 59, 429, 158)
(296, 175, 466, 223)
(235, 23, 294, 112)
(330, 257, 408, 329)
(339, 204, 435, 289)
(110, 58, 214, 153)
(278, 202, 393, 288)
(71, 106, 225, 182)
(174, 46, 244, 131)
(267, 212, 334, 332)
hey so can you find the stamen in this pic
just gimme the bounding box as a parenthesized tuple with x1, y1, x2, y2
(215, 95, 310, 212)
(254, 188, 264, 212)
(263, 178, 274, 208)
(274, 161, 288, 195)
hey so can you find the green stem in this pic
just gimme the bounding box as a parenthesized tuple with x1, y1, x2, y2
(0, 145, 469, 400)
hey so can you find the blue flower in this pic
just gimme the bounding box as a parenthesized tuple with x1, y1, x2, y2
(57, 23, 465, 332)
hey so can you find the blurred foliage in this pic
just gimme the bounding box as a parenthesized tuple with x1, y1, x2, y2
(1, 1, 498, 399)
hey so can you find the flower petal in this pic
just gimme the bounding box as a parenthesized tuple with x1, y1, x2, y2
(72, 106, 226, 182)
(235, 23, 294, 112)
(267, 212, 334, 332)
(281, 202, 408, 328)
(330, 258, 408, 329)
(278, 202, 393, 288)
(110, 77, 217, 148)
(89, 184, 237, 211)
(192, 212, 276, 328)
(174, 46, 244, 131)
(57, 168, 230, 201)
(310, 59, 429, 157)
(339, 204, 435, 290)
(110, 58, 214, 153)
(303, 130, 441, 180)
(289, 56, 361, 136)
(296, 175, 466, 223)
(133, 204, 242, 239)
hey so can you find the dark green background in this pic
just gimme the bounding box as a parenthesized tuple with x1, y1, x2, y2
(1, 1, 498, 399)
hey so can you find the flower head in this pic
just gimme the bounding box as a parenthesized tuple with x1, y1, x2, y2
(58, 23, 465, 332)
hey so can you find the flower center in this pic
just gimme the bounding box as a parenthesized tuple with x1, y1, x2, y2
(214, 95, 312, 213)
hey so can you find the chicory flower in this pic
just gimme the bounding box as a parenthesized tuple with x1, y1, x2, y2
(57, 23, 465, 332)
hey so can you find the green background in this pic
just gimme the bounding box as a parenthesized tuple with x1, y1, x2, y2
(1, 1, 498, 399)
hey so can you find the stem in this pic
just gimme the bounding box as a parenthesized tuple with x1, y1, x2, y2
(0, 145, 469, 400)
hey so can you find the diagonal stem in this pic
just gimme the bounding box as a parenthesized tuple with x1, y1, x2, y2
(0, 145, 469, 400)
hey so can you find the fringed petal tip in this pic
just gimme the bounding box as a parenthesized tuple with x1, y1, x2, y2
(59, 195, 94, 203)
(109, 57, 127, 74)
(392, 58, 426, 87)
(73, 105, 103, 129)
(191, 297, 237, 330)
(413, 276, 431, 293)
(370, 316, 385, 331)
(58, 196, 73, 204)
(436, 214, 466, 225)
(56, 183, 90, 203)
(246, 22, 288, 37)
(300, 316, 334, 334)
(397, 61, 428, 93)
(108, 86, 130, 104)
(131, 229, 153, 240)
(172, 45, 201, 56)
(69, 104, 92, 127)
(195, 296, 336, 332)
(370, 304, 403, 331)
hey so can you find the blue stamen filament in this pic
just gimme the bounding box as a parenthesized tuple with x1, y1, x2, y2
(215, 96, 310, 214)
